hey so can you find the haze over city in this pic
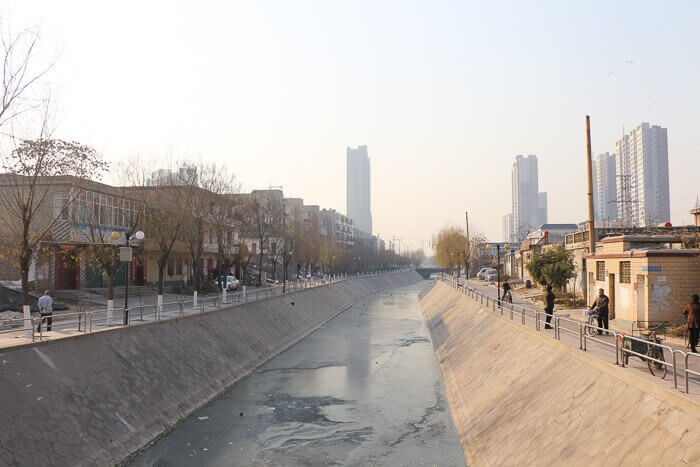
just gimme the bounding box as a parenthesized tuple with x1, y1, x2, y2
(8, 0, 700, 245)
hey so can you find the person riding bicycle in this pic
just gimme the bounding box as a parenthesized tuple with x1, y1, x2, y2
(502, 282, 513, 303)
(589, 288, 610, 335)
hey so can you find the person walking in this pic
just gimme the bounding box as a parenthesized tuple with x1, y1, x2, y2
(36, 290, 53, 333)
(502, 281, 512, 303)
(590, 288, 610, 335)
(544, 285, 555, 329)
(684, 294, 700, 353)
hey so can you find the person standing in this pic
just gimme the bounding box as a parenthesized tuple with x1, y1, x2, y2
(684, 294, 700, 353)
(36, 290, 53, 332)
(590, 288, 610, 335)
(544, 285, 555, 329)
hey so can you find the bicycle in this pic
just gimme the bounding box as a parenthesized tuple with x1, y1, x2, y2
(585, 307, 600, 336)
(623, 323, 668, 379)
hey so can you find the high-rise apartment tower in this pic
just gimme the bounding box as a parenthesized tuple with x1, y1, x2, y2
(593, 152, 618, 222)
(614, 123, 670, 226)
(346, 145, 372, 234)
(511, 154, 546, 239)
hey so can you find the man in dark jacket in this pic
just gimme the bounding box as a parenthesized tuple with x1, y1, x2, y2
(684, 294, 700, 353)
(590, 288, 610, 335)
(544, 285, 555, 329)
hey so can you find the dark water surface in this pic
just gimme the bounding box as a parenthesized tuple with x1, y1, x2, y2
(129, 281, 465, 466)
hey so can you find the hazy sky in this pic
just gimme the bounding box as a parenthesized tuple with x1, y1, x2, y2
(11, 0, 700, 250)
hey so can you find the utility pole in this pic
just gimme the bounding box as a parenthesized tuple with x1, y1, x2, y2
(465, 211, 470, 279)
(586, 115, 596, 255)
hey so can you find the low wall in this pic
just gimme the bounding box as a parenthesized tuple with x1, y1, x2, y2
(0, 271, 422, 466)
(421, 281, 700, 466)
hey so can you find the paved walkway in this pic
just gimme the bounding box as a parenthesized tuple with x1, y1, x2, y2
(457, 278, 700, 399)
(0, 281, 335, 349)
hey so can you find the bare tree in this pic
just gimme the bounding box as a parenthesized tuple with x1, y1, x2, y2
(123, 160, 189, 300)
(79, 188, 143, 307)
(0, 19, 54, 130)
(239, 192, 283, 286)
(0, 139, 107, 306)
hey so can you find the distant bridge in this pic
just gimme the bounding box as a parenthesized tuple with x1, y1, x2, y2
(415, 267, 447, 279)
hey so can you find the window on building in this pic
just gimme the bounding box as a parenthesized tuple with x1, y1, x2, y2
(620, 261, 631, 283)
(176, 261, 183, 276)
(596, 261, 605, 281)
(53, 193, 69, 220)
(167, 262, 174, 276)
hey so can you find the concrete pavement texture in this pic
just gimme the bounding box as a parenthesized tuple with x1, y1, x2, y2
(0, 271, 421, 466)
(129, 281, 465, 466)
(421, 280, 700, 466)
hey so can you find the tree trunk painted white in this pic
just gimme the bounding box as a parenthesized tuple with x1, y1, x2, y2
(242, 285, 246, 302)
(193, 291, 198, 307)
(222, 288, 227, 303)
(23, 304, 32, 339)
(157, 294, 163, 319)
(107, 299, 114, 326)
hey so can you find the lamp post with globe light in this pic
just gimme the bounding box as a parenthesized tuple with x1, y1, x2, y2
(115, 230, 145, 325)
(485, 242, 510, 303)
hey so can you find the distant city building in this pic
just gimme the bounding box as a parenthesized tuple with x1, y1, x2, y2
(320, 208, 354, 249)
(593, 152, 618, 221)
(346, 145, 372, 234)
(502, 213, 514, 243)
(538, 192, 548, 225)
(614, 123, 670, 226)
(147, 164, 198, 186)
(511, 155, 546, 239)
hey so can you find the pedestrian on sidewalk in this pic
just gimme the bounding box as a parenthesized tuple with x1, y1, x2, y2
(544, 285, 555, 329)
(684, 294, 700, 353)
(36, 290, 53, 332)
(590, 288, 610, 335)
(502, 281, 512, 303)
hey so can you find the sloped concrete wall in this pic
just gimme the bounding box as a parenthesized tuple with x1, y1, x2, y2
(421, 281, 700, 466)
(0, 271, 422, 466)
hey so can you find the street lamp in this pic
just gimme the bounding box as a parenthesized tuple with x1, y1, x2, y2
(485, 242, 510, 302)
(118, 230, 145, 325)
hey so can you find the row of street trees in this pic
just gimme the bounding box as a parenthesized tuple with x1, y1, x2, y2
(0, 16, 410, 313)
(432, 223, 576, 290)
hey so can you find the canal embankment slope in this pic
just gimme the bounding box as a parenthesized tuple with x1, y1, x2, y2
(420, 280, 700, 466)
(0, 271, 422, 466)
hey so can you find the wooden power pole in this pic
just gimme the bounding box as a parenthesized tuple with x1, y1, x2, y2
(586, 115, 596, 254)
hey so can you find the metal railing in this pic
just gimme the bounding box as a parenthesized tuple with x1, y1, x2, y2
(441, 277, 699, 394)
(0, 269, 406, 346)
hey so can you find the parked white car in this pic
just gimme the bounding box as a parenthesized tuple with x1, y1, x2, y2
(477, 268, 497, 280)
(222, 275, 239, 291)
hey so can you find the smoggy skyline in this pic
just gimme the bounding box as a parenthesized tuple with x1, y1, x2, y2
(9, 0, 700, 251)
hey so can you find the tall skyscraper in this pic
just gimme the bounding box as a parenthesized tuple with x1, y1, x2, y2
(614, 123, 670, 226)
(593, 152, 618, 221)
(346, 145, 372, 234)
(502, 213, 514, 242)
(511, 154, 546, 239)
